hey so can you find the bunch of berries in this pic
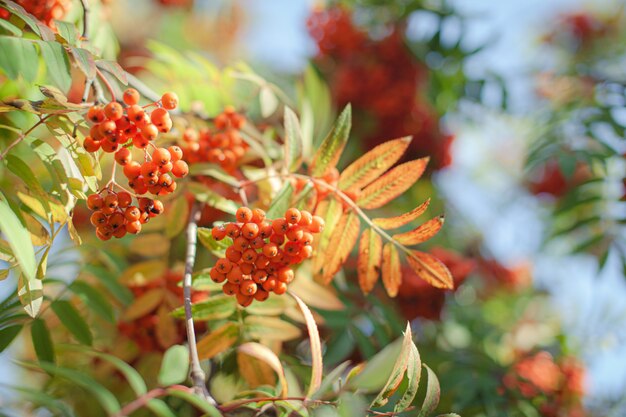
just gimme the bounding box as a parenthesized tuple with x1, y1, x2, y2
(7, 0, 72, 30)
(87, 192, 163, 240)
(118, 270, 209, 353)
(209, 207, 325, 307)
(181, 106, 248, 173)
(83, 89, 189, 239)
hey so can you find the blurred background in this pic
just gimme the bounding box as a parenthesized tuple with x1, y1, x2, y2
(2, 0, 626, 416)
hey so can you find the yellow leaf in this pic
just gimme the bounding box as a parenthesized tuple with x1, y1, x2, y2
(196, 322, 240, 360)
(22, 211, 49, 246)
(237, 350, 277, 388)
(244, 316, 301, 342)
(290, 293, 323, 397)
(119, 260, 167, 286)
(357, 229, 383, 294)
(238, 342, 288, 398)
(122, 288, 165, 321)
(357, 158, 429, 210)
(393, 215, 444, 246)
(406, 250, 454, 289)
(312, 199, 343, 276)
(382, 243, 402, 297)
(155, 305, 178, 349)
(338, 136, 412, 192)
(129, 234, 171, 257)
(372, 199, 431, 230)
(322, 211, 360, 284)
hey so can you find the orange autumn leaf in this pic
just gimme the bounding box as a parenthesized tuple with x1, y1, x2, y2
(356, 158, 429, 210)
(406, 250, 454, 289)
(357, 228, 383, 293)
(393, 215, 445, 245)
(312, 199, 343, 276)
(338, 136, 412, 192)
(382, 243, 402, 297)
(322, 211, 360, 283)
(372, 199, 431, 230)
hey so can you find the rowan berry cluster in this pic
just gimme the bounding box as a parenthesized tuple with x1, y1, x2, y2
(181, 106, 248, 172)
(209, 207, 325, 307)
(87, 191, 162, 240)
(9, 0, 71, 29)
(307, 7, 453, 169)
(83, 89, 189, 239)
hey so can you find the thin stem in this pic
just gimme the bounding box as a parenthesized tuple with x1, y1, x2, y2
(96, 68, 116, 102)
(0, 114, 53, 161)
(82, 78, 93, 103)
(79, 0, 89, 40)
(113, 386, 192, 417)
(219, 396, 335, 413)
(183, 201, 216, 404)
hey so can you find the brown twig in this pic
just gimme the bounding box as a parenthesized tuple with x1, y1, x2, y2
(183, 201, 216, 404)
(79, 0, 89, 40)
(0, 114, 53, 161)
(96, 68, 116, 102)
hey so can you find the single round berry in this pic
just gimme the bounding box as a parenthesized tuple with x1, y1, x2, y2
(168, 145, 183, 162)
(171, 160, 189, 178)
(104, 102, 124, 120)
(115, 147, 132, 166)
(123, 88, 140, 106)
(285, 208, 301, 224)
(161, 92, 179, 110)
(211, 225, 227, 240)
(87, 194, 104, 210)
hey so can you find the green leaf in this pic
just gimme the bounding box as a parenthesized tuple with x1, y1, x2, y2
(0, 36, 38, 83)
(260, 85, 279, 117)
(417, 365, 441, 417)
(8, 385, 76, 417)
(0, 324, 22, 352)
(166, 388, 222, 416)
(171, 294, 237, 321)
(197, 227, 232, 257)
(18, 273, 43, 317)
(346, 336, 403, 392)
(394, 343, 422, 412)
(60, 344, 148, 396)
(30, 318, 55, 364)
(83, 265, 133, 305)
(165, 196, 189, 238)
(19, 361, 121, 414)
(70, 47, 96, 79)
(266, 181, 294, 219)
(310, 104, 351, 177)
(188, 181, 238, 215)
(158, 344, 190, 386)
(53, 20, 77, 45)
(244, 316, 301, 342)
(96, 60, 128, 85)
(0, 18, 22, 36)
(69, 281, 115, 323)
(311, 361, 350, 400)
(283, 106, 303, 172)
(38, 41, 72, 92)
(370, 323, 414, 408)
(1, 1, 55, 40)
(51, 300, 93, 345)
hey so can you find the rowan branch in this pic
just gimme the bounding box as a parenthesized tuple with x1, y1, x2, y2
(0, 114, 53, 161)
(79, 0, 89, 40)
(183, 201, 216, 404)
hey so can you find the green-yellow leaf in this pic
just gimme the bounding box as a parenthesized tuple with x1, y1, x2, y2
(283, 106, 303, 172)
(196, 321, 240, 360)
(310, 104, 351, 177)
(244, 316, 301, 342)
(51, 300, 93, 345)
(0, 192, 37, 281)
(171, 294, 237, 321)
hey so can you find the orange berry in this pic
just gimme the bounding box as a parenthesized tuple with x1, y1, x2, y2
(113, 226, 127, 239)
(151, 200, 164, 215)
(96, 227, 112, 241)
(222, 282, 238, 296)
(227, 266, 242, 284)
(262, 277, 277, 292)
(262, 243, 279, 258)
(126, 220, 141, 235)
(241, 223, 259, 239)
(161, 92, 178, 110)
(285, 208, 301, 224)
(225, 223, 240, 238)
(252, 270, 268, 284)
(277, 267, 294, 283)
(251, 208, 266, 224)
(150, 108, 169, 126)
(232, 236, 249, 252)
(100, 139, 119, 153)
(211, 225, 227, 240)
(87, 105, 106, 123)
(132, 135, 149, 149)
(299, 232, 314, 246)
(83, 136, 100, 152)
(104, 194, 118, 209)
(168, 145, 183, 162)
(171, 160, 189, 178)
(254, 289, 269, 302)
(108, 212, 125, 229)
(286, 226, 303, 241)
(236, 207, 253, 223)
(308, 216, 325, 233)
(123, 161, 142, 179)
(300, 245, 313, 258)
(115, 147, 132, 166)
(127, 105, 145, 123)
(159, 161, 173, 174)
(258, 222, 273, 239)
(274, 281, 288, 295)
(104, 102, 124, 120)
(240, 262, 255, 275)
(241, 248, 257, 264)
(298, 210, 313, 227)
(152, 148, 171, 166)
(225, 247, 242, 263)
(89, 211, 107, 226)
(125, 206, 141, 221)
(272, 218, 289, 235)
(157, 116, 172, 133)
(99, 120, 117, 137)
(141, 161, 159, 178)
(255, 255, 270, 269)
(239, 280, 257, 296)
(284, 241, 301, 256)
(236, 293, 253, 307)
(215, 258, 233, 274)
(210, 268, 227, 283)
(123, 88, 140, 105)
(87, 194, 104, 210)
(140, 124, 159, 141)
(269, 234, 285, 245)
(117, 191, 132, 208)
(250, 236, 265, 249)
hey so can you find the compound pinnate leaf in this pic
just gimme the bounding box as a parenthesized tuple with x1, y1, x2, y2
(357, 229, 383, 294)
(310, 104, 351, 177)
(196, 321, 239, 360)
(381, 243, 402, 297)
(393, 215, 445, 246)
(338, 136, 412, 192)
(417, 365, 441, 417)
(238, 342, 288, 398)
(372, 199, 431, 230)
(322, 211, 360, 284)
(406, 250, 454, 290)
